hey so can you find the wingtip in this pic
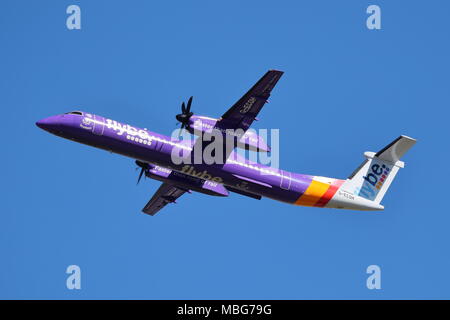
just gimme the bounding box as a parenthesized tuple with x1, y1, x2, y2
(400, 135, 417, 142)
(269, 69, 284, 74)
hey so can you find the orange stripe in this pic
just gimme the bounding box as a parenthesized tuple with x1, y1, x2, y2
(295, 180, 331, 207)
(314, 179, 344, 207)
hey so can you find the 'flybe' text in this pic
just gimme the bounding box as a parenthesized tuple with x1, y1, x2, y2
(359, 162, 390, 200)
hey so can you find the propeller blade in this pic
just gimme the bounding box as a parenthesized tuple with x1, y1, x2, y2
(176, 97, 193, 134)
(186, 96, 193, 112)
(137, 168, 144, 185)
(179, 122, 188, 136)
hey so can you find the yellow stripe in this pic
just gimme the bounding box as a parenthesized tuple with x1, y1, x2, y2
(295, 179, 331, 207)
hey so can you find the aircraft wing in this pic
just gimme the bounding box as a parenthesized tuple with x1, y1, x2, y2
(219, 70, 284, 131)
(142, 183, 187, 216)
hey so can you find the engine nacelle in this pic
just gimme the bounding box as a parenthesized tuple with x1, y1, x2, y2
(145, 164, 229, 197)
(187, 115, 271, 152)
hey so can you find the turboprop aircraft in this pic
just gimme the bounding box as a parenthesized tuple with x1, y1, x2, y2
(36, 70, 416, 215)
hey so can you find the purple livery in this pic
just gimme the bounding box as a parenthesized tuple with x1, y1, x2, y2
(36, 70, 416, 215)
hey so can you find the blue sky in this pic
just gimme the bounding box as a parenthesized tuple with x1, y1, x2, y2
(1, 0, 449, 299)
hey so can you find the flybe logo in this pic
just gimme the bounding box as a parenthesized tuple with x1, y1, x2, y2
(105, 119, 150, 139)
(181, 165, 223, 183)
(358, 162, 391, 200)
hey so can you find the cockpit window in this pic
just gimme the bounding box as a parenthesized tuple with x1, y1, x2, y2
(65, 111, 83, 115)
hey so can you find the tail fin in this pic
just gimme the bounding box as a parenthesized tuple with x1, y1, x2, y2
(341, 135, 416, 204)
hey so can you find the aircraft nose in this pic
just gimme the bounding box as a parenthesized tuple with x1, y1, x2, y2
(36, 116, 61, 132)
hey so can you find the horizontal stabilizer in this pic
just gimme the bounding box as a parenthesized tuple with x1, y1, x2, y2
(375, 135, 416, 164)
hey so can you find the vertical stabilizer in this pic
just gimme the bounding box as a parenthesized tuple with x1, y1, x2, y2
(340, 135, 416, 205)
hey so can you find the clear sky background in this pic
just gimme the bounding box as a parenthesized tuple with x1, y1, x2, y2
(1, 0, 449, 299)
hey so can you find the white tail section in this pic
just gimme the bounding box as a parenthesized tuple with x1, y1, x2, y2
(341, 136, 416, 204)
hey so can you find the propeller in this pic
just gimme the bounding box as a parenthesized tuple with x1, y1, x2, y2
(176, 96, 194, 133)
(135, 160, 150, 185)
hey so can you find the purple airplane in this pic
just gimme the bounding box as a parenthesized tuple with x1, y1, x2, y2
(36, 70, 416, 215)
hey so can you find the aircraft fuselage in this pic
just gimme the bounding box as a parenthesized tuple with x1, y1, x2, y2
(36, 111, 384, 211)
